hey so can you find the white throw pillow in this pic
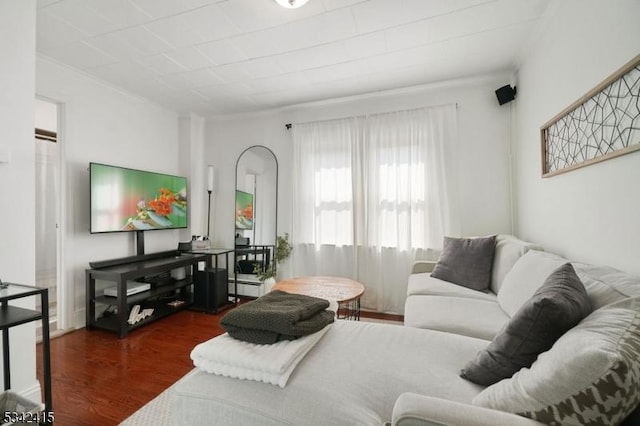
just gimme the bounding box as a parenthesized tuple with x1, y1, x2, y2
(473, 297, 640, 426)
(497, 250, 567, 317)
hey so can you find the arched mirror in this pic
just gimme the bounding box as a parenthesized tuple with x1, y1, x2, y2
(234, 146, 278, 278)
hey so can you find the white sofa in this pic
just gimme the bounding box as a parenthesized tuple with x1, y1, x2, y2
(404, 234, 542, 339)
(169, 236, 640, 426)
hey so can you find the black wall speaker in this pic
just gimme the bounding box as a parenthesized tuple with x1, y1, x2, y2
(495, 85, 517, 105)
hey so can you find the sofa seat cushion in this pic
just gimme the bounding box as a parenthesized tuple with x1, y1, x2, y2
(404, 295, 509, 340)
(474, 297, 640, 426)
(171, 321, 488, 426)
(407, 273, 497, 302)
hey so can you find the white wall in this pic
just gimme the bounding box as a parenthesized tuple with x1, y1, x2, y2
(179, 113, 207, 241)
(209, 74, 514, 260)
(513, 0, 640, 274)
(36, 56, 182, 327)
(0, 0, 40, 402)
(208, 114, 291, 250)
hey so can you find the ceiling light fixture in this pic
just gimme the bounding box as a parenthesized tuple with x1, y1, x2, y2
(274, 0, 310, 9)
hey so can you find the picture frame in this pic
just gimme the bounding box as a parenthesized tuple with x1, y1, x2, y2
(540, 54, 640, 177)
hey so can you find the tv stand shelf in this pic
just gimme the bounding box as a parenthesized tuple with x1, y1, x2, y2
(86, 251, 206, 338)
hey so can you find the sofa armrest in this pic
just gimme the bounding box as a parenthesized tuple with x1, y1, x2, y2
(411, 261, 437, 274)
(391, 393, 546, 426)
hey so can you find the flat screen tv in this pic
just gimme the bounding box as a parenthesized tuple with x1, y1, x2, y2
(90, 162, 188, 234)
(235, 190, 254, 230)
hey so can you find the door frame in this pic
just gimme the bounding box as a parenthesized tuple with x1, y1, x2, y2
(35, 95, 69, 332)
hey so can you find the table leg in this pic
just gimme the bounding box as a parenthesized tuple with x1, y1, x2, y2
(41, 290, 53, 419)
(2, 309, 9, 390)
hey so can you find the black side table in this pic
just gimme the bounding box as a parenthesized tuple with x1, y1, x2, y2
(0, 283, 52, 422)
(185, 248, 236, 314)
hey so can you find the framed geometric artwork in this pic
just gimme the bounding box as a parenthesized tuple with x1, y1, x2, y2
(541, 54, 640, 177)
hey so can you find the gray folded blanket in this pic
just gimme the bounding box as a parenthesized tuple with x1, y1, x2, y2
(221, 290, 335, 344)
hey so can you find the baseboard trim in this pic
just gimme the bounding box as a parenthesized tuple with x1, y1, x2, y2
(19, 381, 43, 406)
(75, 308, 86, 329)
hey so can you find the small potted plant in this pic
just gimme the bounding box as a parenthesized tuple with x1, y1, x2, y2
(253, 233, 292, 292)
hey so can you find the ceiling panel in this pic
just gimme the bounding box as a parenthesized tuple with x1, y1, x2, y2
(35, 0, 551, 115)
(275, 42, 351, 73)
(163, 47, 215, 71)
(144, 15, 207, 48)
(136, 53, 186, 74)
(129, 0, 219, 19)
(42, 0, 118, 36)
(45, 41, 117, 70)
(177, 4, 242, 42)
(343, 32, 389, 60)
(240, 57, 286, 80)
(87, 61, 157, 85)
(84, 32, 145, 61)
(244, 72, 310, 94)
(259, 8, 357, 53)
(209, 62, 255, 84)
(198, 39, 248, 65)
(160, 68, 224, 90)
(115, 26, 173, 56)
(81, 0, 154, 28)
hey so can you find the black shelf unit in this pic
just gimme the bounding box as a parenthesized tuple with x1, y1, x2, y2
(86, 250, 206, 338)
(185, 248, 236, 314)
(232, 245, 274, 298)
(0, 283, 52, 423)
(235, 244, 273, 274)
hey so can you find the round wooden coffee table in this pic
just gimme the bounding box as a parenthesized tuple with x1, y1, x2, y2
(273, 276, 365, 320)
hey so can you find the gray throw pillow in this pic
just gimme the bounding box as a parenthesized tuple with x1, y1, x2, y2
(431, 235, 497, 292)
(460, 263, 592, 386)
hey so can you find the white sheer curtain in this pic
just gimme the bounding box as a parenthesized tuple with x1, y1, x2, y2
(291, 105, 459, 313)
(292, 117, 360, 277)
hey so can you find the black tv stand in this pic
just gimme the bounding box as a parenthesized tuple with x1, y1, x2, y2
(136, 230, 145, 255)
(88, 250, 180, 269)
(86, 250, 206, 338)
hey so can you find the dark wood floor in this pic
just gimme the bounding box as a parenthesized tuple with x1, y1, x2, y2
(36, 306, 402, 425)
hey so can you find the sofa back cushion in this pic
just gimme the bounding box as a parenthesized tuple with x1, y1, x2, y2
(473, 297, 640, 426)
(490, 235, 543, 294)
(497, 250, 568, 317)
(573, 263, 640, 310)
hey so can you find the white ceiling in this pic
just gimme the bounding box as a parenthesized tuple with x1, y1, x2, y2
(36, 0, 550, 116)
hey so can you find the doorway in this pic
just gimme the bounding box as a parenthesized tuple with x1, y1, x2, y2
(34, 98, 60, 336)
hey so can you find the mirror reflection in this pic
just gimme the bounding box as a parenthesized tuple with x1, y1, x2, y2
(234, 146, 278, 280)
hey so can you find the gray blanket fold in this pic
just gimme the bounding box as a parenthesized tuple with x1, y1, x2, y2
(221, 290, 335, 344)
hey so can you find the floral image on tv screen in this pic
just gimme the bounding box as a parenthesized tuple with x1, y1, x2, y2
(90, 163, 188, 233)
(235, 190, 254, 230)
